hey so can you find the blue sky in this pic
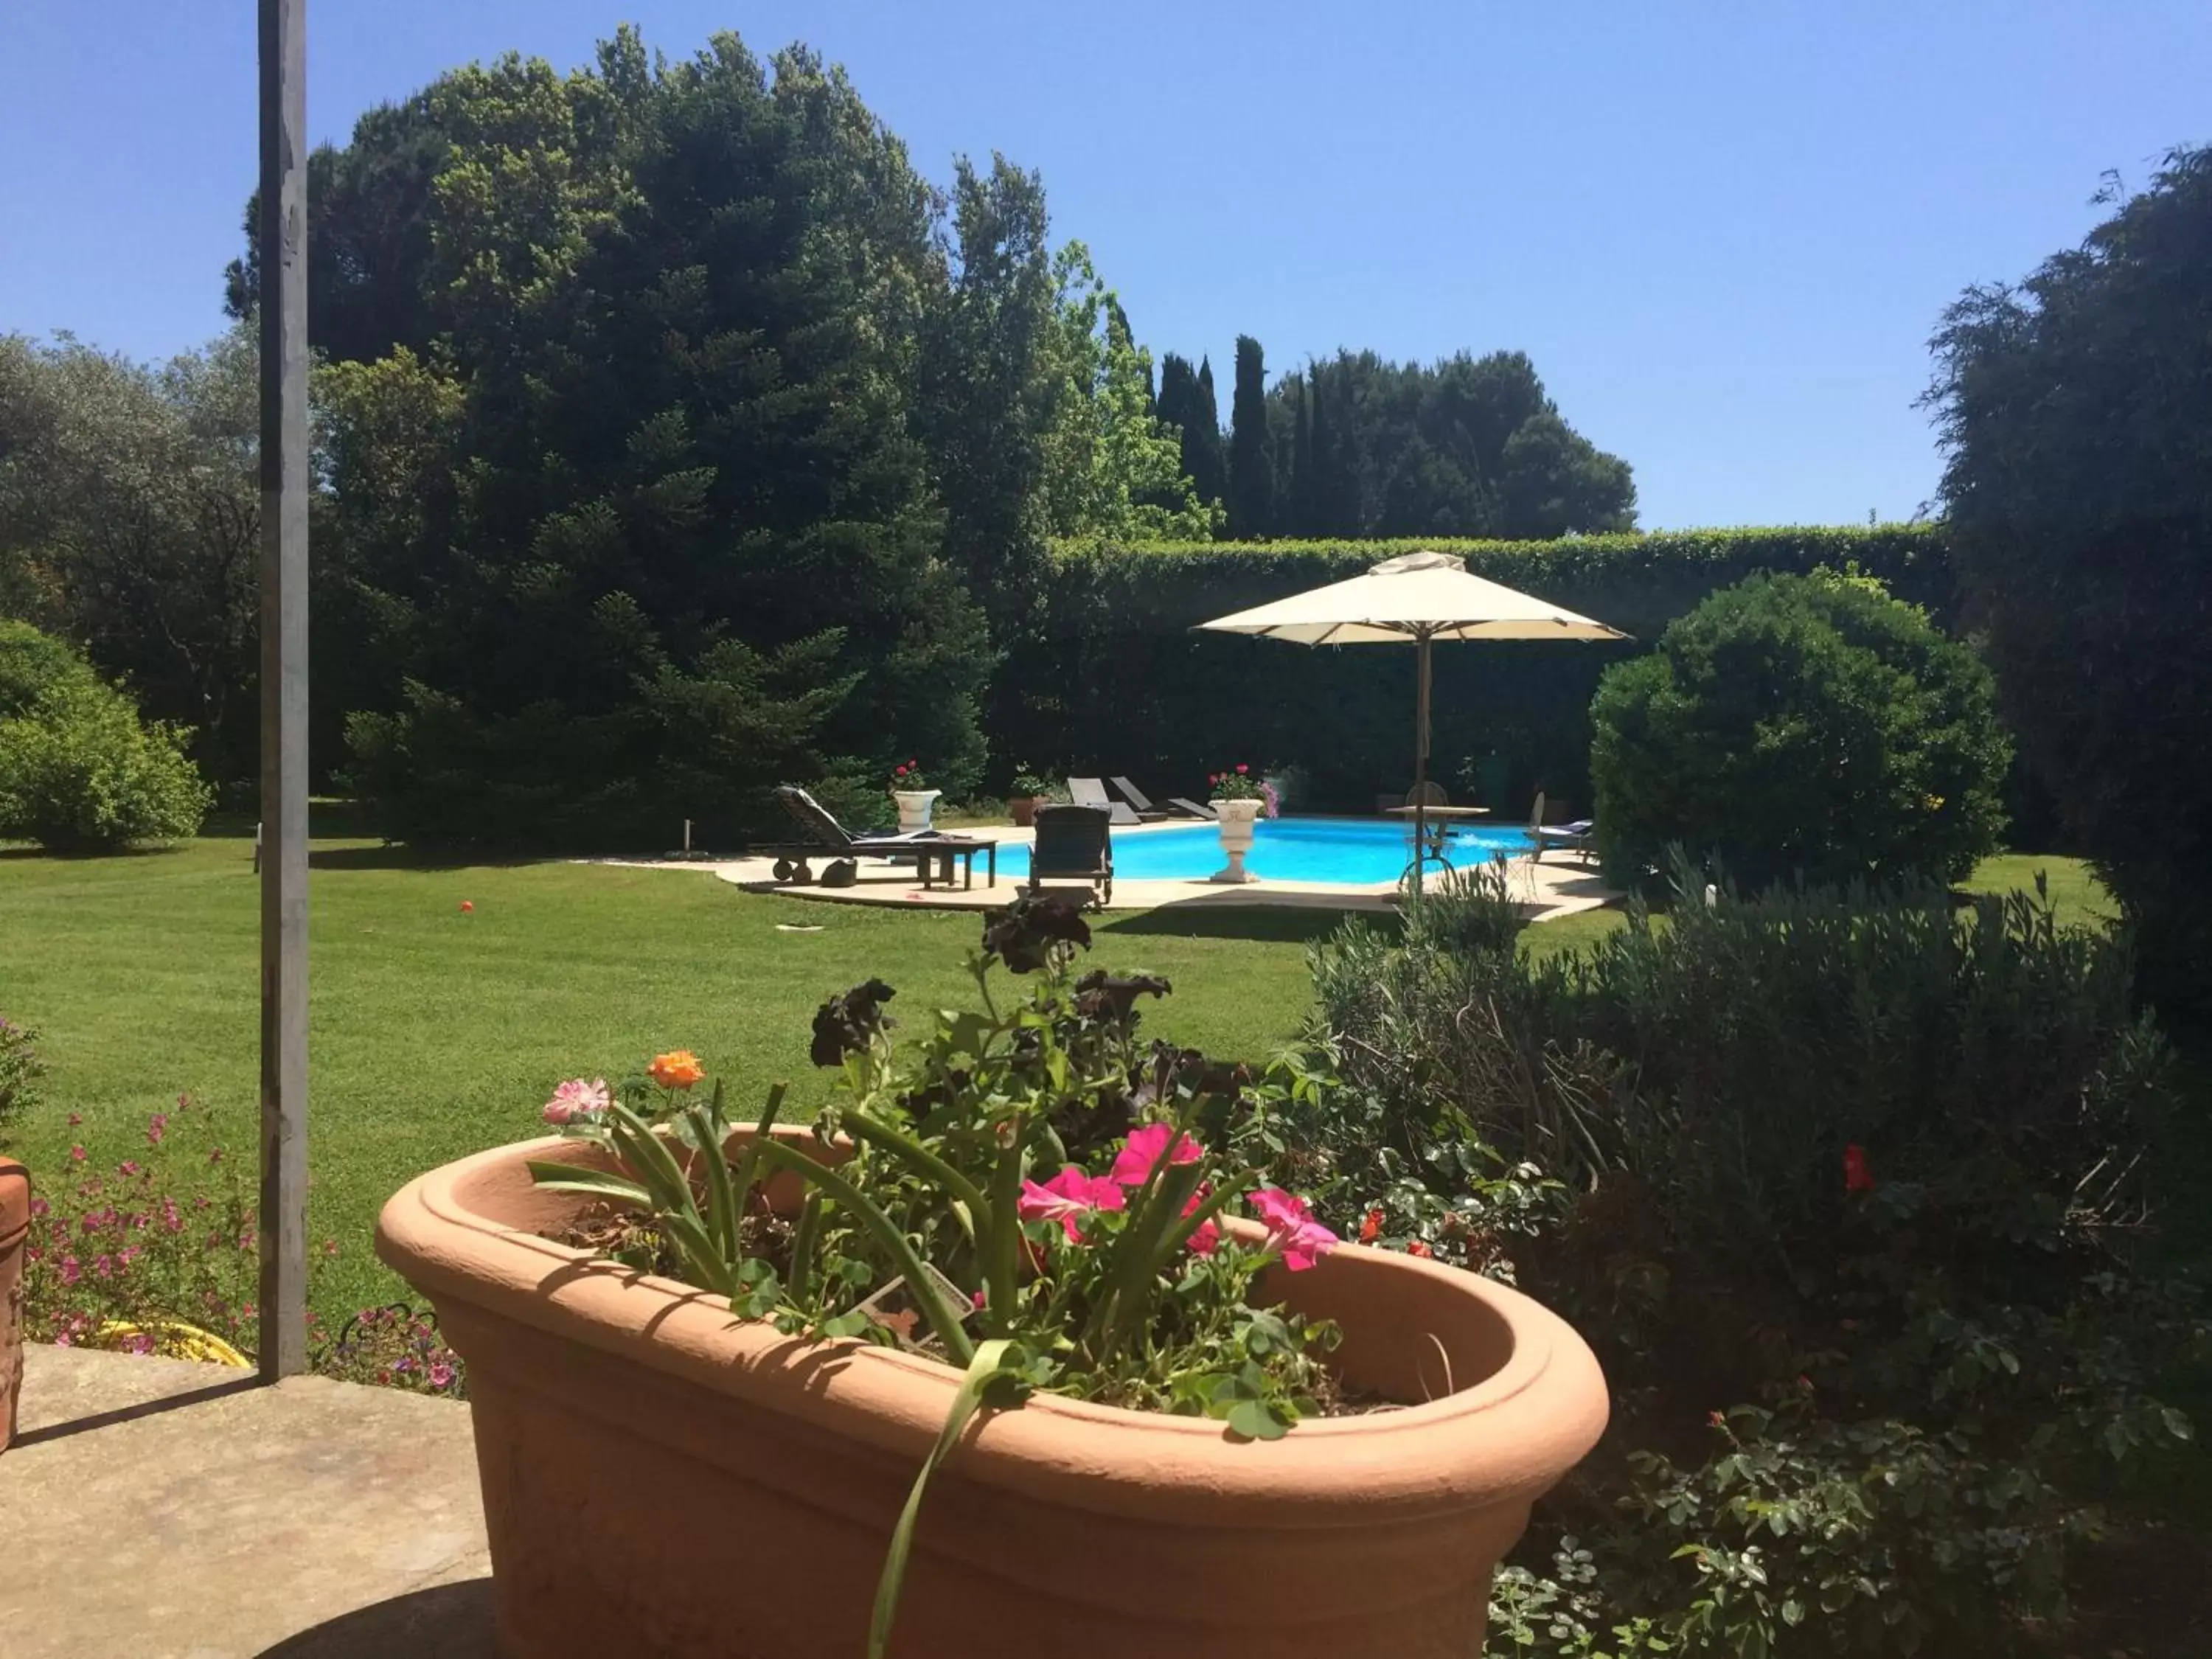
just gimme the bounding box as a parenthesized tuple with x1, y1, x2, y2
(1, 2, 2203, 529)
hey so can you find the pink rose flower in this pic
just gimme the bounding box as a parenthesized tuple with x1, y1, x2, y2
(542, 1077, 612, 1124)
(1110, 1124, 1203, 1187)
(1248, 1186, 1339, 1272)
(1016, 1166, 1127, 1242)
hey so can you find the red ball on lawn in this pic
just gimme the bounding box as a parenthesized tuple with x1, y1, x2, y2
(459, 901, 474, 913)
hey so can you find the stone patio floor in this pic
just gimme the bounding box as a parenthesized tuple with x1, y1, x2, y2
(2, 1343, 494, 1658)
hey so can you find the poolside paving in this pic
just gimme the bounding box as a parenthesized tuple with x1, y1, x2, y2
(601, 818, 1618, 922)
(1, 1343, 493, 1658)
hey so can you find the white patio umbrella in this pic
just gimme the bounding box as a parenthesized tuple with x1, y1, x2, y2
(1197, 550, 1629, 894)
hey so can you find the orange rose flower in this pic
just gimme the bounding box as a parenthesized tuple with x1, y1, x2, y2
(647, 1050, 706, 1091)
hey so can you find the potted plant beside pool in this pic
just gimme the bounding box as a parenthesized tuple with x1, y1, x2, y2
(1006, 764, 1060, 829)
(888, 760, 939, 832)
(376, 897, 1607, 1658)
(1206, 763, 1274, 884)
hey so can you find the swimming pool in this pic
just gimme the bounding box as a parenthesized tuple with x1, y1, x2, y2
(995, 816, 1534, 886)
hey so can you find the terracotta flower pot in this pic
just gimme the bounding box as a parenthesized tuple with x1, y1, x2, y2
(376, 1130, 1607, 1658)
(0, 1158, 28, 1455)
(1009, 796, 1043, 828)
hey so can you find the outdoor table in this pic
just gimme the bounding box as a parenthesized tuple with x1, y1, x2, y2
(1383, 804, 1492, 883)
(911, 837, 996, 890)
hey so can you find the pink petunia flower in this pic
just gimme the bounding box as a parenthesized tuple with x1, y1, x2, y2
(428, 1361, 455, 1391)
(59, 1255, 80, 1286)
(28, 1196, 48, 1218)
(118, 1161, 139, 1177)
(69, 1144, 86, 1163)
(1110, 1124, 1203, 1187)
(147, 1113, 167, 1146)
(1248, 1186, 1338, 1272)
(1016, 1166, 1127, 1242)
(541, 1077, 612, 1125)
(1182, 1185, 1221, 1256)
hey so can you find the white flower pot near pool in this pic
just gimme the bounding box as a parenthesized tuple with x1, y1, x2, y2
(1210, 798, 1265, 883)
(892, 790, 941, 832)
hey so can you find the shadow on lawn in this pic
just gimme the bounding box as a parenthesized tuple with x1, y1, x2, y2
(1099, 905, 1368, 945)
(305, 843, 550, 872)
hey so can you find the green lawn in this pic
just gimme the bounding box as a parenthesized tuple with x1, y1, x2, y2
(0, 838, 1340, 1318)
(0, 837, 2110, 1322)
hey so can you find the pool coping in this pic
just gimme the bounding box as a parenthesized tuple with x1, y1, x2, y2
(590, 815, 1618, 922)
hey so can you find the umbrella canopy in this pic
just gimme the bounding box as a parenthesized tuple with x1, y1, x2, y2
(1197, 549, 1626, 644)
(1196, 550, 1629, 895)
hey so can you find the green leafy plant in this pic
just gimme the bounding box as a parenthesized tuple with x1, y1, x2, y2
(1293, 862, 2207, 1655)
(1588, 568, 2010, 891)
(0, 1011, 45, 1140)
(1206, 764, 1271, 807)
(530, 893, 1343, 1655)
(1008, 762, 1060, 800)
(0, 668, 212, 851)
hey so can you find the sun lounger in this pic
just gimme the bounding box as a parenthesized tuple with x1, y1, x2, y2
(1109, 776, 1214, 821)
(1067, 777, 1144, 827)
(1528, 792, 1596, 863)
(1027, 803, 1113, 906)
(761, 785, 991, 884)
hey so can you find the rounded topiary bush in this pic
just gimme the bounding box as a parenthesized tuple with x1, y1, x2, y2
(0, 624, 212, 851)
(1589, 569, 2011, 889)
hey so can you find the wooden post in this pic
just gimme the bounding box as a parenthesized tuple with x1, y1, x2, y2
(257, 0, 310, 1382)
(1411, 630, 1433, 902)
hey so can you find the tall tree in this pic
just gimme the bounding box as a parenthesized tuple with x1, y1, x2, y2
(1927, 144, 2212, 1026)
(0, 325, 262, 782)
(1226, 334, 1273, 537)
(313, 32, 991, 846)
(1155, 351, 1225, 512)
(915, 153, 1060, 639)
(1263, 348, 1635, 538)
(1037, 248, 1209, 540)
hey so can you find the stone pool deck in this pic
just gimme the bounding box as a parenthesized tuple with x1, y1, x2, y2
(601, 818, 1618, 922)
(1, 1343, 493, 1658)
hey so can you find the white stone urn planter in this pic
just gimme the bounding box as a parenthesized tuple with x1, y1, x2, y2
(1210, 798, 1265, 883)
(892, 789, 942, 833)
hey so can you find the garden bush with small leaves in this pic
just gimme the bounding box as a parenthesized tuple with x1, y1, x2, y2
(1287, 860, 2207, 1657)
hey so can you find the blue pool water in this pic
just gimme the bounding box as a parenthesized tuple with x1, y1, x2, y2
(995, 816, 1534, 885)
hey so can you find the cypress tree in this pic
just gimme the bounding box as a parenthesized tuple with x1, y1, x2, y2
(1290, 371, 1316, 536)
(1157, 351, 1225, 511)
(1226, 334, 1273, 538)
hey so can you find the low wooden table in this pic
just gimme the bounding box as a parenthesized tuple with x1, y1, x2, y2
(910, 838, 996, 890)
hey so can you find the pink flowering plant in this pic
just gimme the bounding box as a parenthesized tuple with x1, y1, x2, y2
(20, 1093, 263, 1356)
(1205, 762, 1272, 807)
(531, 890, 1341, 1655)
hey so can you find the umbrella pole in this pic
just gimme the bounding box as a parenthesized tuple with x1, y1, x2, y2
(1413, 630, 1431, 903)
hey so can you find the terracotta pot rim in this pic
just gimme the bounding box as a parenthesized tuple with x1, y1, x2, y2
(378, 1131, 1607, 1514)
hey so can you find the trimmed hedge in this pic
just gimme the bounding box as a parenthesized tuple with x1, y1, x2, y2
(1002, 525, 1954, 814)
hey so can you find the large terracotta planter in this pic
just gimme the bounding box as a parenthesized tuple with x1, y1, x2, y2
(377, 1130, 1607, 1658)
(1, 1158, 28, 1455)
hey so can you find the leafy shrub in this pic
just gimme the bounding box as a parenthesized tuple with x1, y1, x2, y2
(1292, 864, 2206, 1655)
(0, 658, 212, 850)
(1588, 571, 2010, 890)
(0, 1012, 44, 1141)
(0, 617, 94, 715)
(1929, 145, 2212, 1031)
